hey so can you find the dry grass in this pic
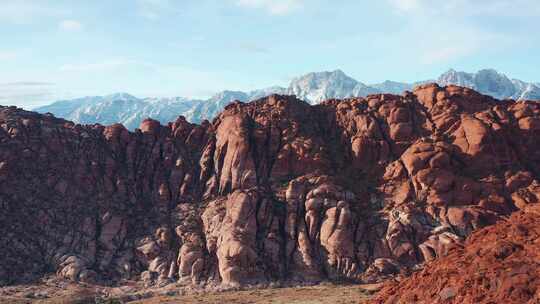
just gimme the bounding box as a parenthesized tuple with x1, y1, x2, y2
(131, 284, 375, 304)
(0, 281, 378, 304)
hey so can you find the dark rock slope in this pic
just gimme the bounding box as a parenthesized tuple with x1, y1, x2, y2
(369, 204, 540, 304)
(1, 84, 540, 290)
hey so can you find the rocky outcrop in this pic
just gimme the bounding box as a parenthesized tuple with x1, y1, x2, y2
(369, 204, 540, 304)
(1, 84, 540, 290)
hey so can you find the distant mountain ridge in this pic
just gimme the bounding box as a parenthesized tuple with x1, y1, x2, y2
(35, 89, 286, 130)
(287, 70, 381, 102)
(436, 69, 540, 100)
(34, 69, 540, 129)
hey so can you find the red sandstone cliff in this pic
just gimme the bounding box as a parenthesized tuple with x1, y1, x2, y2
(369, 204, 540, 303)
(0, 84, 539, 293)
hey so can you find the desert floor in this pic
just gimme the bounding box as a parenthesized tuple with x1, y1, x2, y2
(0, 282, 378, 304)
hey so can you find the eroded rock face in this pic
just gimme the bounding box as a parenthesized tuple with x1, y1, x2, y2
(369, 204, 540, 304)
(1, 84, 540, 288)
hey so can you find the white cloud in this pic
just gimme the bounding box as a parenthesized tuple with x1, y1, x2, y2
(0, 1, 68, 24)
(59, 19, 82, 31)
(236, 0, 303, 15)
(382, 0, 536, 65)
(238, 43, 269, 53)
(0, 81, 56, 109)
(58, 59, 201, 77)
(388, 0, 540, 16)
(55, 58, 238, 100)
(0, 81, 54, 87)
(137, 0, 171, 20)
(418, 27, 520, 64)
(421, 46, 476, 65)
(388, 0, 423, 12)
(0, 51, 18, 61)
(59, 59, 132, 72)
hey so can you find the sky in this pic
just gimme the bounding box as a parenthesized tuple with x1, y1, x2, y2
(0, 0, 539, 109)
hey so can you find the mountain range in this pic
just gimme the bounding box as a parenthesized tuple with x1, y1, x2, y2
(34, 69, 540, 130)
(3, 84, 540, 303)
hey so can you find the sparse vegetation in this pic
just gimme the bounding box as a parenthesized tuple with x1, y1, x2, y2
(131, 284, 373, 304)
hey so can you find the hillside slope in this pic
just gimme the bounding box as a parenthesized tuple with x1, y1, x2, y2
(370, 204, 540, 304)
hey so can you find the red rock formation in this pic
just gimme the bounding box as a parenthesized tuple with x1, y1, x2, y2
(369, 204, 540, 304)
(0, 84, 539, 290)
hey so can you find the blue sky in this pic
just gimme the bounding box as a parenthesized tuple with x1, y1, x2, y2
(1, 0, 539, 108)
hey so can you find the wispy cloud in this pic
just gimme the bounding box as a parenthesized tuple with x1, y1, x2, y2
(0, 1, 68, 24)
(59, 58, 207, 76)
(419, 27, 519, 64)
(0, 81, 56, 108)
(235, 0, 303, 15)
(421, 46, 476, 65)
(387, 0, 423, 12)
(238, 43, 270, 54)
(384, 0, 535, 65)
(0, 51, 18, 61)
(59, 59, 132, 72)
(388, 0, 540, 17)
(59, 19, 82, 31)
(55, 58, 236, 99)
(137, 0, 171, 20)
(0, 81, 54, 87)
(0, 92, 53, 101)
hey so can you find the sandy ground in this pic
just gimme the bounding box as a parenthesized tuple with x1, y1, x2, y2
(130, 284, 375, 304)
(0, 281, 379, 304)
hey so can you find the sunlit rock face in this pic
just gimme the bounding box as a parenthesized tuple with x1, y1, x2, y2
(1, 84, 540, 289)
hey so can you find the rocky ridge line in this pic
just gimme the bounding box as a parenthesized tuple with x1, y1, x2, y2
(1, 84, 540, 292)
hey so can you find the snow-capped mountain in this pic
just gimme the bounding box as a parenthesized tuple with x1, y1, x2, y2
(35, 88, 287, 130)
(438, 69, 514, 100)
(181, 88, 292, 123)
(36, 93, 201, 130)
(249, 86, 288, 100)
(436, 69, 540, 101)
(512, 80, 540, 101)
(183, 91, 247, 124)
(34, 69, 539, 130)
(288, 70, 381, 104)
(370, 80, 413, 95)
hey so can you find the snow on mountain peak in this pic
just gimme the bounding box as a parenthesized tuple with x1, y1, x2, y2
(288, 69, 377, 104)
(105, 92, 138, 101)
(438, 69, 520, 99)
(34, 68, 539, 130)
